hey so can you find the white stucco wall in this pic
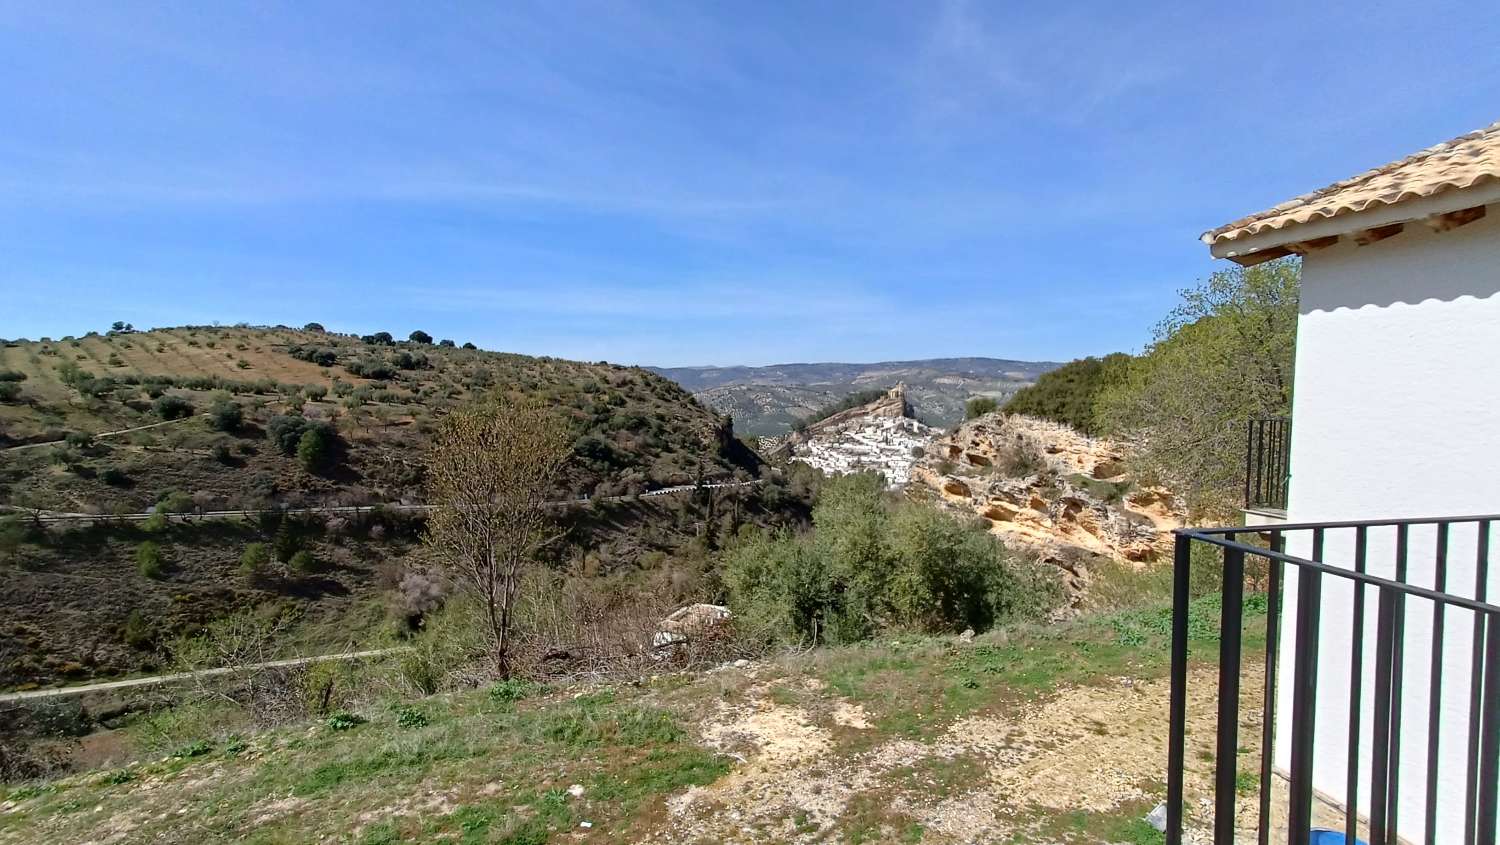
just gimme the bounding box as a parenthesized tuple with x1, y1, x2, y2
(1272, 205, 1500, 843)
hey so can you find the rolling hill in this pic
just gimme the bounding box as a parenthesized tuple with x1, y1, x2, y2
(0, 325, 799, 688)
(651, 357, 1060, 436)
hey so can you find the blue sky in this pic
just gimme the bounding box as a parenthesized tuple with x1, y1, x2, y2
(3, 1, 1497, 366)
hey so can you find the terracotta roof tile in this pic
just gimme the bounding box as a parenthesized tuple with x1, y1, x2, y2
(1204, 121, 1500, 245)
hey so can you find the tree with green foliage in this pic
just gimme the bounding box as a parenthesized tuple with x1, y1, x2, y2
(1003, 353, 1131, 434)
(424, 397, 571, 677)
(408, 330, 433, 345)
(296, 425, 334, 472)
(0, 515, 27, 564)
(207, 398, 243, 431)
(121, 609, 155, 649)
(240, 542, 271, 583)
(136, 541, 165, 579)
(303, 322, 325, 332)
(1096, 258, 1298, 517)
(267, 414, 334, 457)
(964, 396, 998, 419)
(272, 525, 300, 563)
(288, 550, 319, 573)
(152, 394, 195, 420)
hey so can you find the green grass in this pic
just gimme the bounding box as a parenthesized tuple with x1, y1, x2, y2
(798, 591, 1266, 741)
(0, 590, 1271, 844)
(0, 680, 726, 843)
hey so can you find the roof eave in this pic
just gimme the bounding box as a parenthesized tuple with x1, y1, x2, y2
(1205, 181, 1500, 265)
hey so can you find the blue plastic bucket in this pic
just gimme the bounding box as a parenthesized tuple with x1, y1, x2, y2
(1309, 830, 1367, 845)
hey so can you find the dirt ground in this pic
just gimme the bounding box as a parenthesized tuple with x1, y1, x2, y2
(649, 662, 1265, 844)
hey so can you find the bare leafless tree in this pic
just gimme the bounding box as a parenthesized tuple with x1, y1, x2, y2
(423, 397, 570, 678)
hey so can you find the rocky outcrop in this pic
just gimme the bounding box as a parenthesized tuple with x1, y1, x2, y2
(772, 386, 936, 486)
(910, 413, 1183, 587)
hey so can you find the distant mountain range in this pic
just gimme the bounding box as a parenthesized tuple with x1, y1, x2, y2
(650, 357, 1062, 436)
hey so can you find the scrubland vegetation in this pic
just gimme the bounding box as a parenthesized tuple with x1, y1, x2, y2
(0, 258, 1298, 841)
(1004, 259, 1298, 517)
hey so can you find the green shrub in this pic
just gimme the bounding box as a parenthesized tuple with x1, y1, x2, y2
(0, 381, 20, 402)
(489, 678, 545, 704)
(345, 358, 396, 380)
(266, 414, 332, 456)
(122, 610, 154, 649)
(157, 491, 196, 513)
(724, 474, 1060, 645)
(171, 740, 213, 759)
(965, 397, 999, 419)
(0, 370, 25, 382)
(240, 542, 271, 581)
(296, 425, 334, 472)
(393, 706, 430, 729)
(325, 712, 366, 731)
(288, 550, 319, 573)
(207, 399, 243, 431)
(135, 542, 165, 579)
(272, 525, 300, 562)
(0, 515, 28, 561)
(152, 395, 195, 420)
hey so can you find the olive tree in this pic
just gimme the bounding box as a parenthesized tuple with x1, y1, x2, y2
(423, 398, 570, 677)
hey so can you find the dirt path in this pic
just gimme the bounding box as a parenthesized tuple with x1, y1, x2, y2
(0, 481, 764, 524)
(0, 414, 208, 453)
(652, 663, 1264, 844)
(0, 648, 404, 703)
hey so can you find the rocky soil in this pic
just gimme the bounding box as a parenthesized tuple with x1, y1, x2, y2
(909, 413, 1183, 586)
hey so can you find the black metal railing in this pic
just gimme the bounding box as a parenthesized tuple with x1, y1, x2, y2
(1245, 417, 1291, 512)
(1167, 515, 1500, 845)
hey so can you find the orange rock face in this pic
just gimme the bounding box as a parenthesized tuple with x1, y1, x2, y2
(909, 412, 1184, 576)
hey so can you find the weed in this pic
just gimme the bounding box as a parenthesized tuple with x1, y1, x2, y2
(393, 706, 430, 729)
(172, 739, 213, 759)
(488, 678, 545, 704)
(326, 712, 368, 732)
(97, 769, 136, 786)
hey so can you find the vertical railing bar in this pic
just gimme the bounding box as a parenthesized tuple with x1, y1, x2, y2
(1424, 522, 1450, 845)
(1476, 612, 1500, 845)
(1244, 419, 1255, 509)
(1389, 524, 1409, 843)
(1371, 586, 1397, 845)
(1254, 420, 1266, 508)
(1287, 562, 1322, 845)
(1258, 532, 1284, 845)
(1167, 534, 1192, 845)
(1215, 546, 1246, 845)
(1466, 520, 1491, 845)
(1347, 525, 1368, 845)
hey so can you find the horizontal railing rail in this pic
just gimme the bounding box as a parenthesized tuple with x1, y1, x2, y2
(1166, 515, 1500, 845)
